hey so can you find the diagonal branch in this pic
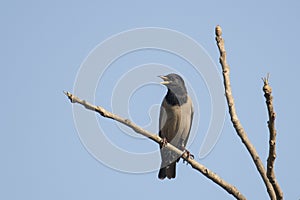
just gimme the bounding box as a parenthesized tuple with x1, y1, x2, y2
(215, 25, 276, 200)
(64, 91, 246, 200)
(262, 75, 283, 199)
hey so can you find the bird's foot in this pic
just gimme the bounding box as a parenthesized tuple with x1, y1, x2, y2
(160, 137, 168, 147)
(181, 147, 194, 164)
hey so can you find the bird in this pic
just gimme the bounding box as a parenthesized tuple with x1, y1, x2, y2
(158, 73, 194, 179)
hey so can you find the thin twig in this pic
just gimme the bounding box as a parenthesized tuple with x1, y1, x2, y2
(64, 91, 246, 200)
(215, 25, 276, 200)
(262, 75, 283, 199)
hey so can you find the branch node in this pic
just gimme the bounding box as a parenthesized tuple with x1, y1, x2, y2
(215, 25, 222, 37)
(64, 91, 75, 103)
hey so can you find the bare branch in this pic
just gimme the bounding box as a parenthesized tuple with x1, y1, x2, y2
(64, 91, 246, 200)
(215, 25, 276, 200)
(262, 76, 283, 199)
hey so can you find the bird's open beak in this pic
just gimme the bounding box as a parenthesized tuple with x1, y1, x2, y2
(158, 75, 170, 85)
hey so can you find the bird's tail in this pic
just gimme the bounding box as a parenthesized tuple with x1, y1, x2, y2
(158, 162, 176, 179)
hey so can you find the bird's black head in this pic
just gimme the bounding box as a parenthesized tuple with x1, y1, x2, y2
(159, 73, 188, 105)
(159, 73, 187, 93)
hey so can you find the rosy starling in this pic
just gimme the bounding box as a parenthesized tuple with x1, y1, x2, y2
(158, 73, 193, 179)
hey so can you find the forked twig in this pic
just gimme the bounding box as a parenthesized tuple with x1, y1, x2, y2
(215, 25, 276, 200)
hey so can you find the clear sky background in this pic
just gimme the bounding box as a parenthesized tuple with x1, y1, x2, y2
(1, 0, 299, 199)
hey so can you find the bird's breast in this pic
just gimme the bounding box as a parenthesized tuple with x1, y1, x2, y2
(159, 97, 193, 147)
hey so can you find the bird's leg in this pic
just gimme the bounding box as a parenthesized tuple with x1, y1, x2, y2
(180, 146, 194, 164)
(160, 137, 168, 148)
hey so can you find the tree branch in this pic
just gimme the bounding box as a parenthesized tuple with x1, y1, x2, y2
(215, 25, 276, 200)
(262, 75, 283, 199)
(64, 91, 246, 200)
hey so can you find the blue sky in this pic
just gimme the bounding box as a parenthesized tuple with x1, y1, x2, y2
(1, 0, 299, 199)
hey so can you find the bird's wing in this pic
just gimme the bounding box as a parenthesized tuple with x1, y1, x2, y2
(183, 96, 194, 147)
(158, 99, 166, 139)
(159, 98, 180, 167)
(159, 98, 180, 142)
